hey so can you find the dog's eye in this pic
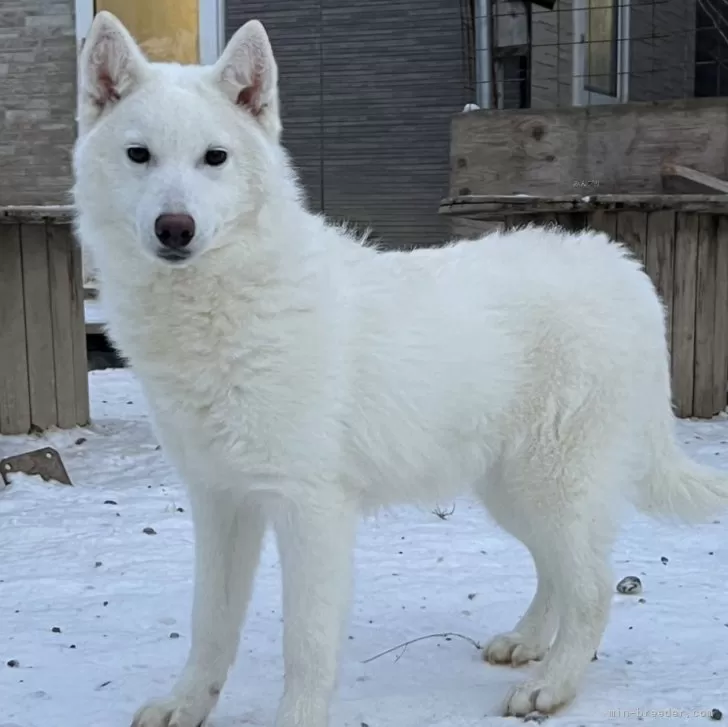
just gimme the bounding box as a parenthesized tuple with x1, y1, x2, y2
(127, 146, 151, 164)
(204, 149, 228, 167)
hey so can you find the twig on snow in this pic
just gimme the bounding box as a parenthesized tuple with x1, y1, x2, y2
(362, 631, 482, 664)
(432, 504, 456, 520)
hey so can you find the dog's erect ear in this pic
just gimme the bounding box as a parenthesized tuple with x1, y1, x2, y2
(213, 20, 281, 140)
(77, 11, 147, 130)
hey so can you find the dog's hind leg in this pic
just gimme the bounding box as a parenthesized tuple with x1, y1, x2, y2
(480, 448, 618, 716)
(501, 508, 614, 716)
(482, 546, 558, 666)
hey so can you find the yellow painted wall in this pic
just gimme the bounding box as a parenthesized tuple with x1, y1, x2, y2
(95, 0, 200, 63)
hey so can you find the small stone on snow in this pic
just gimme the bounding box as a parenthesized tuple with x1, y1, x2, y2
(616, 576, 643, 595)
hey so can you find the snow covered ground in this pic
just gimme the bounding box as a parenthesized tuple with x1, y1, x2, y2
(1, 369, 727, 727)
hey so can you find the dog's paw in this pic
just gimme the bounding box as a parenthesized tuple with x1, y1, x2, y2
(502, 679, 575, 717)
(131, 693, 214, 727)
(483, 631, 548, 666)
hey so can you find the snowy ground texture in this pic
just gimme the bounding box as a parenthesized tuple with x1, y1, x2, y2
(1, 369, 727, 727)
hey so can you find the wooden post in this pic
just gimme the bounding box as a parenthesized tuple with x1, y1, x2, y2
(714, 217, 728, 414)
(0, 223, 31, 434)
(694, 216, 719, 417)
(0, 207, 89, 434)
(616, 211, 648, 264)
(588, 210, 617, 239)
(643, 211, 676, 357)
(670, 213, 699, 418)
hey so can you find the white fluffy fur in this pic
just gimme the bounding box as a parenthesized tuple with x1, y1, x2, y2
(73, 12, 728, 727)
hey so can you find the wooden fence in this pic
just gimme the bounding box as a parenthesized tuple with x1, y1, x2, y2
(440, 194, 728, 419)
(0, 206, 89, 434)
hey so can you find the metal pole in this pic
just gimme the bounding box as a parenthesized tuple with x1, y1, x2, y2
(475, 0, 492, 108)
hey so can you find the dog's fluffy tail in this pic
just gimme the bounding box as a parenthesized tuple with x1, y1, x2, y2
(634, 413, 728, 522)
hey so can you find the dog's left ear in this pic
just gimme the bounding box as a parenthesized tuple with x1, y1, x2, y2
(213, 20, 281, 140)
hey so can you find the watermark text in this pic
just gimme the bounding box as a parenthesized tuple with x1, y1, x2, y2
(608, 708, 719, 719)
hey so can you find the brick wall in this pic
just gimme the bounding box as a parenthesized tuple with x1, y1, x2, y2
(0, 0, 77, 205)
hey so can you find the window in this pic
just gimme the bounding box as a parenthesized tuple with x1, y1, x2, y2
(695, 2, 728, 97)
(585, 0, 618, 96)
(93, 0, 200, 63)
(75, 0, 223, 65)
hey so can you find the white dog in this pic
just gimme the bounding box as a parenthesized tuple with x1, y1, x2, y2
(73, 12, 728, 727)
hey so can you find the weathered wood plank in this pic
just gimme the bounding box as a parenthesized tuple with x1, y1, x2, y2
(0, 205, 74, 223)
(439, 194, 728, 221)
(644, 211, 676, 357)
(671, 213, 700, 417)
(556, 213, 588, 232)
(586, 210, 618, 238)
(21, 223, 58, 429)
(47, 224, 79, 429)
(694, 215, 719, 418)
(450, 99, 728, 198)
(662, 163, 728, 195)
(0, 224, 31, 434)
(451, 217, 502, 240)
(69, 231, 90, 426)
(713, 216, 728, 413)
(616, 211, 648, 265)
(494, 0, 529, 48)
(530, 213, 558, 228)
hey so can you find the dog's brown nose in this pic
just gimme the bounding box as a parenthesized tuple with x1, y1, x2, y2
(154, 214, 196, 249)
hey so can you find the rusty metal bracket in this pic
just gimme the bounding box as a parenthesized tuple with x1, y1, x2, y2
(0, 447, 72, 488)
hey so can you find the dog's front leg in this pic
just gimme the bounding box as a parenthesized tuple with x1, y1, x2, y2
(273, 494, 357, 727)
(132, 491, 266, 727)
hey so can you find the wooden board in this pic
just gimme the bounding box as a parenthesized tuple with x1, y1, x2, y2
(48, 224, 80, 429)
(671, 213, 700, 417)
(0, 205, 74, 223)
(451, 98, 728, 198)
(20, 223, 58, 430)
(494, 0, 529, 48)
(644, 211, 676, 356)
(587, 210, 618, 238)
(0, 224, 31, 434)
(530, 213, 558, 228)
(439, 194, 728, 220)
(556, 213, 588, 232)
(713, 217, 728, 413)
(451, 217, 502, 240)
(693, 215, 719, 418)
(617, 211, 648, 264)
(70, 233, 90, 426)
(662, 163, 728, 195)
